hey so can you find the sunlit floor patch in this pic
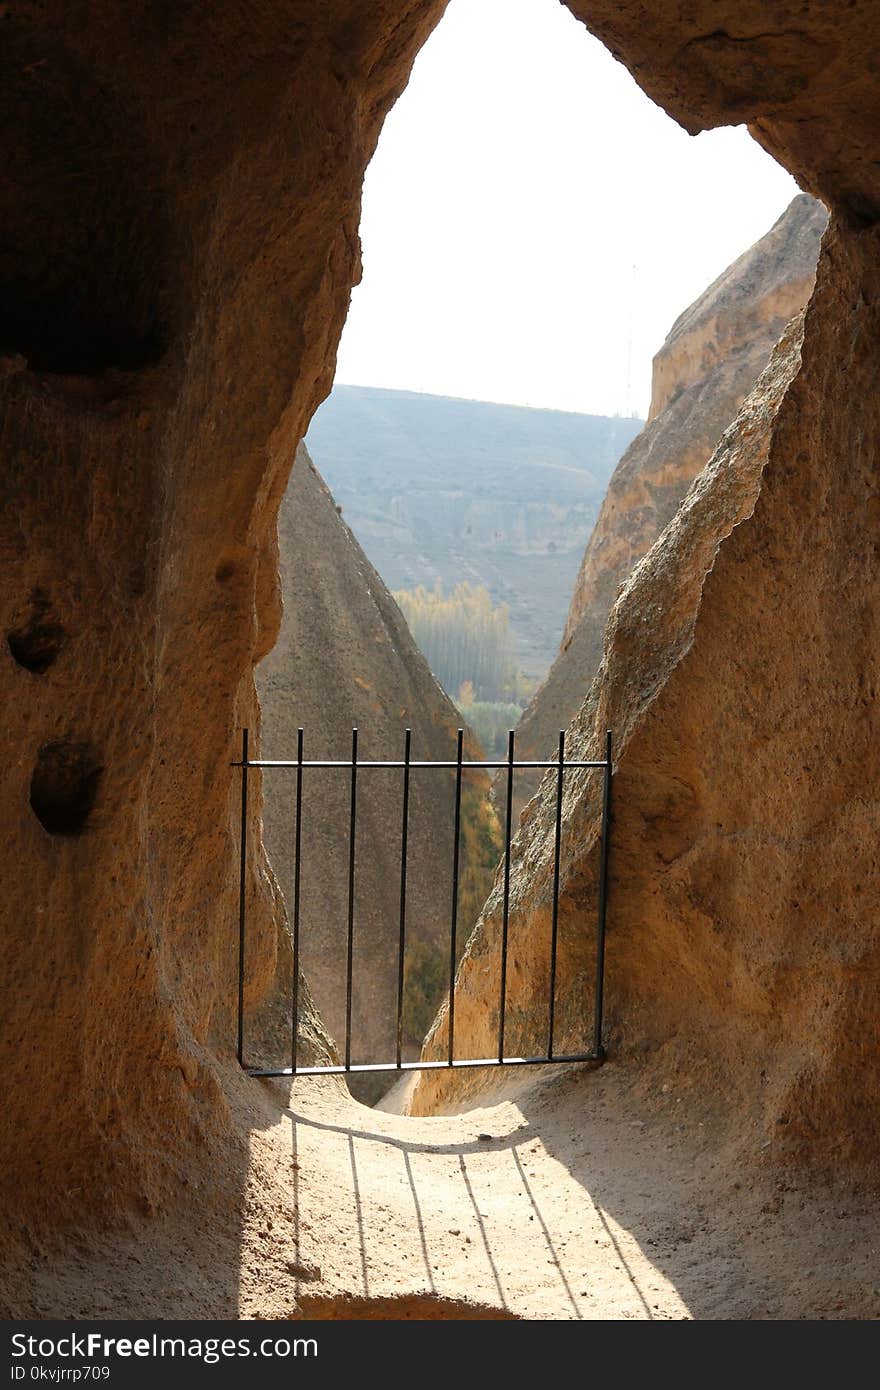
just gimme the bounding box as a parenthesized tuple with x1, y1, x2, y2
(258, 1070, 694, 1321)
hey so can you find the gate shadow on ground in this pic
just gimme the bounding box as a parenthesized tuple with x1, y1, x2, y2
(280, 1066, 696, 1319)
(278, 1061, 880, 1321)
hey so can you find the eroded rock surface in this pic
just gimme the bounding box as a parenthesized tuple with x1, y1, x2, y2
(412, 313, 811, 1112)
(0, 0, 448, 1237)
(515, 195, 827, 796)
(415, 221, 880, 1167)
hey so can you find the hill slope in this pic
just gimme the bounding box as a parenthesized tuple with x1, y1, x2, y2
(305, 386, 642, 680)
(256, 444, 497, 1097)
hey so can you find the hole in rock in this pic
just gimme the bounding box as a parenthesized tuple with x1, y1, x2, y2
(30, 741, 103, 836)
(254, 0, 811, 1109)
(7, 593, 65, 673)
(292, 1293, 518, 1320)
(0, 21, 169, 374)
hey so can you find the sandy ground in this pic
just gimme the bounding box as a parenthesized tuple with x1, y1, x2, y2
(4, 1057, 879, 1319)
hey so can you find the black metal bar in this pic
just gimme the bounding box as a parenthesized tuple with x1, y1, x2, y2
(592, 729, 613, 1058)
(498, 728, 515, 1062)
(246, 1052, 602, 1078)
(291, 727, 304, 1074)
(236, 727, 249, 1068)
(448, 728, 464, 1066)
(344, 727, 358, 1071)
(235, 758, 607, 770)
(395, 728, 412, 1069)
(547, 730, 565, 1059)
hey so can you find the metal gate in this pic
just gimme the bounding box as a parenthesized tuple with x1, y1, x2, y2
(234, 727, 612, 1079)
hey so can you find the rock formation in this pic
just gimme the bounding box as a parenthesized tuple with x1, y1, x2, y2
(514, 195, 827, 800)
(412, 312, 809, 1110)
(413, 198, 880, 1153)
(4, 0, 880, 1319)
(256, 443, 497, 1098)
(0, 0, 449, 1241)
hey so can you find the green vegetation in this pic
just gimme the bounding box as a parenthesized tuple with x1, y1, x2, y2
(394, 580, 537, 759)
(403, 938, 448, 1049)
(456, 701, 524, 759)
(458, 781, 502, 930)
(392, 584, 535, 1047)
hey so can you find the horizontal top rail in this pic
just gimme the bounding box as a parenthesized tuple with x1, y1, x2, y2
(246, 1052, 601, 1079)
(231, 757, 609, 770)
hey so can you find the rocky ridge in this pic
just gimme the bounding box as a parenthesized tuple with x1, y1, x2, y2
(515, 195, 827, 799)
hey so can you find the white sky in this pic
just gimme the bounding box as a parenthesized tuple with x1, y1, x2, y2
(333, 0, 801, 419)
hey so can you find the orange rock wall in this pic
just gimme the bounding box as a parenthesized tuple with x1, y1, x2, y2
(0, 0, 450, 1231)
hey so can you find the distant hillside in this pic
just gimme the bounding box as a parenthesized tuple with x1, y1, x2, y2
(305, 385, 642, 681)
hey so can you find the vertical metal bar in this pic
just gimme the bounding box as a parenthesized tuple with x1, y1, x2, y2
(592, 729, 613, 1058)
(395, 729, 412, 1069)
(236, 727, 249, 1068)
(547, 729, 565, 1059)
(448, 728, 464, 1066)
(344, 727, 358, 1072)
(291, 728, 304, 1074)
(498, 728, 515, 1062)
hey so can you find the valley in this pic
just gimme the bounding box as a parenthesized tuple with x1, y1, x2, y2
(306, 385, 642, 681)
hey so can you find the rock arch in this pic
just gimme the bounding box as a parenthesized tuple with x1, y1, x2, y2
(1, 0, 879, 1257)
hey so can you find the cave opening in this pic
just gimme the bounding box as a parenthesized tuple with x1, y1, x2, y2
(305, 0, 802, 730)
(4, 0, 875, 1330)
(259, 0, 810, 1111)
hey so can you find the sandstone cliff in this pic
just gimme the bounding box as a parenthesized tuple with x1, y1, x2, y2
(256, 443, 497, 1096)
(412, 312, 810, 1112)
(515, 195, 827, 794)
(414, 209, 880, 1163)
(0, 0, 451, 1240)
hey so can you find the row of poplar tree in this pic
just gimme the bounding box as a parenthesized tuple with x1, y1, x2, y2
(393, 581, 519, 704)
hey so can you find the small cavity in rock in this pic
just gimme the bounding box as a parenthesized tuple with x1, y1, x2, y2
(7, 594, 65, 673)
(30, 740, 103, 835)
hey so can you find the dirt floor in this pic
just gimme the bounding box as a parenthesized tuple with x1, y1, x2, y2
(4, 1055, 879, 1320)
